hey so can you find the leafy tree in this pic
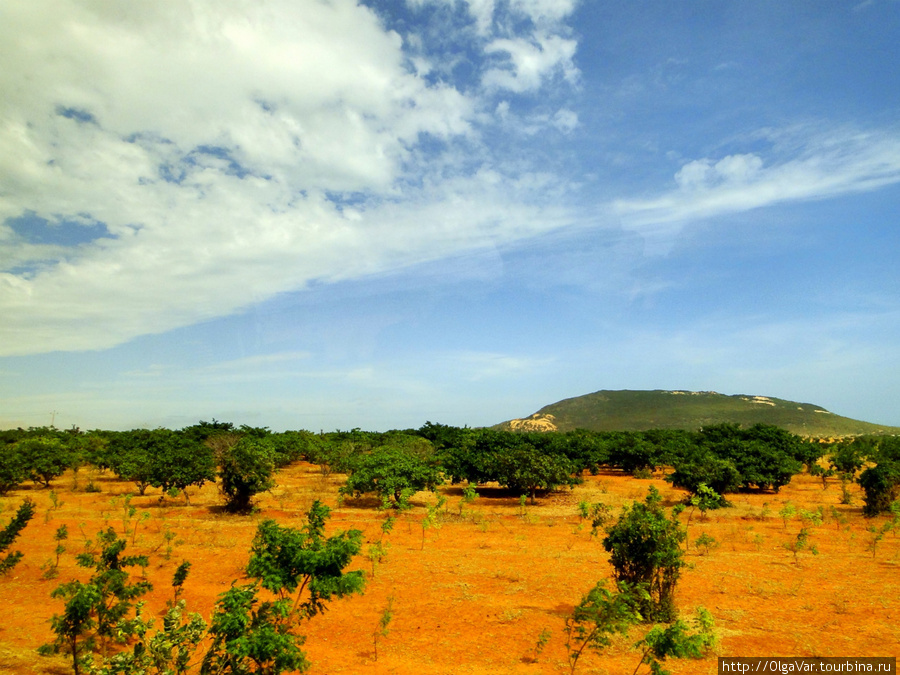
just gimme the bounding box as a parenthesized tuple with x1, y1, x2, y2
(339, 438, 442, 507)
(200, 582, 309, 675)
(492, 442, 579, 504)
(106, 431, 156, 495)
(146, 430, 216, 503)
(16, 435, 75, 487)
(859, 461, 900, 517)
(40, 528, 152, 672)
(603, 487, 686, 623)
(607, 433, 663, 474)
(0, 441, 28, 494)
(0, 497, 35, 575)
(217, 436, 277, 512)
(246, 501, 365, 618)
(563, 580, 644, 675)
(667, 451, 742, 497)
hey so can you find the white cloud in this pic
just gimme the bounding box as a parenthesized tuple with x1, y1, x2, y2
(0, 0, 582, 356)
(614, 127, 900, 234)
(483, 33, 578, 92)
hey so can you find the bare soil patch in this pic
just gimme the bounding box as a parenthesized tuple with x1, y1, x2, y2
(1, 465, 898, 674)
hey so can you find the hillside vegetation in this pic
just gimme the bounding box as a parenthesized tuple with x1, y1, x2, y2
(499, 389, 900, 437)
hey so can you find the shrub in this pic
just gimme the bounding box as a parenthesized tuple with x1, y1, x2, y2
(602, 487, 686, 622)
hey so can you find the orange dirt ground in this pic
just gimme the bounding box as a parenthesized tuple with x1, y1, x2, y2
(1, 463, 898, 674)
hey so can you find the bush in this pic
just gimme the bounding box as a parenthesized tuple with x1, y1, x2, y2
(602, 487, 686, 623)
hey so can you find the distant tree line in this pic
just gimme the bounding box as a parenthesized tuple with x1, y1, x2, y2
(2, 420, 898, 514)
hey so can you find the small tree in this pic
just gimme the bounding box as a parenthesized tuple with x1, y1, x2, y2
(217, 437, 277, 512)
(201, 582, 309, 675)
(0, 498, 36, 575)
(245, 501, 365, 618)
(0, 443, 29, 495)
(603, 487, 686, 623)
(563, 580, 644, 675)
(40, 528, 152, 672)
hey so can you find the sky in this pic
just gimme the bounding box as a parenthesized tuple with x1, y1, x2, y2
(1, 0, 899, 432)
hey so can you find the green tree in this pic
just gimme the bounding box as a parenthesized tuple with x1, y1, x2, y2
(0, 497, 35, 575)
(200, 582, 309, 675)
(859, 461, 900, 517)
(339, 438, 442, 507)
(40, 528, 152, 671)
(17, 435, 75, 488)
(245, 501, 365, 618)
(603, 487, 686, 623)
(147, 430, 216, 503)
(217, 437, 277, 512)
(0, 442, 29, 495)
(492, 442, 579, 505)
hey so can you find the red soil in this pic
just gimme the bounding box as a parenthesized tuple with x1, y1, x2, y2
(1, 464, 898, 674)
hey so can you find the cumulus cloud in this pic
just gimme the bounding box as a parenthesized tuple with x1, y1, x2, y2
(0, 0, 581, 356)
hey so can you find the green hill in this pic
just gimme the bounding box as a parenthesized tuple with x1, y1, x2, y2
(498, 389, 900, 437)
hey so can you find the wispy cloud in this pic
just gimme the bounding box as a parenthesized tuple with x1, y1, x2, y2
(613, 126, 900, 235)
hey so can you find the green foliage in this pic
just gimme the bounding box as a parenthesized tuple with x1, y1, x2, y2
(201, 582, 309, 675)
(0, 441, 29, 494)
(245, 501, 365, 619)
(602, 487, 686, 623)
(41, 528, 152, 673)
(632, 607, 716, 675)
(694, 533, 718, 556)
(217, 437, 277, 513)
(373, 596, 394, 661)
(0, 497, 36, 575)
(563, 580, 645, 675)
(146, 430, 216, 503)
(782, 527, 818, 561)
(339, 438, 443, 507)
(859, 461, 900, 517)
(89, 600, 207, 675)
(16, 435, 75, 487)
(173, 560, 192, 601)
(667, 452, 742, 496)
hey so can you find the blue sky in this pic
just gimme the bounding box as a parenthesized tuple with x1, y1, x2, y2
(2, 0, 899, 431)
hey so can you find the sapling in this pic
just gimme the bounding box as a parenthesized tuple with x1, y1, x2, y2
(459, 484, 478, 518)
(421, 495, 447, 550)
(779, 503, 796, 529)
(373, 596, 394, 661)
(532, 627, 552, 663)
(783, 527, 818, 562)
(866, 521, 893, 559)
(563, 580, 644, 675)
(694, 533, 718, 556)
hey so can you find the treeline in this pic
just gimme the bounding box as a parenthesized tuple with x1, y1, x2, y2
(2, 421, 899, 515)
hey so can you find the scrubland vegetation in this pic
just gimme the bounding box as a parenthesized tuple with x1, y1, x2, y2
(1, 421, 899, 673)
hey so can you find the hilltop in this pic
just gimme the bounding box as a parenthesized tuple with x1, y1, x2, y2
(497, 389, 900, 437)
